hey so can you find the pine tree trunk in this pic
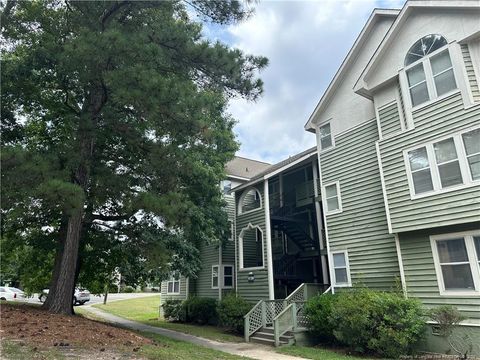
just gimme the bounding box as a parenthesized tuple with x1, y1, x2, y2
(46, 209, 84, 314)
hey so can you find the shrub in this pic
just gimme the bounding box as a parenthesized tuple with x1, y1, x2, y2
(217, 293, 252, 334)
(304, 293, 337, 342)
(183, 296, 218, 325)
(123, 286, 135, 293)
(330, 288, 426, 358)
(162, 299, 185, 321)
(429, 305, 466, 337)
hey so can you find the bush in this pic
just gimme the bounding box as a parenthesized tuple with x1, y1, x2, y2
(217, 293, 252, 334)
(429, 305, 466, 337)
(123, 286, 135, 293)
(162, 299, 185, 321)
(330, 288, 426, 358)
(183, 297, 218, 325)
(304, 293, 337, 342)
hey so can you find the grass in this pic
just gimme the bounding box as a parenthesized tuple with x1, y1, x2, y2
(277, 345, 375, 360)
(92, 296, 243, 343)
(139, 332, 249, 360)
(1, 340, 65, 360)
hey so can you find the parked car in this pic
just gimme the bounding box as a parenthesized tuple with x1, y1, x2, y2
(0, 286, 25, 301)
(39, 288, 90, 305)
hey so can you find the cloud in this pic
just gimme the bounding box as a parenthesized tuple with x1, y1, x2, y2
(216, 0, 404, 164)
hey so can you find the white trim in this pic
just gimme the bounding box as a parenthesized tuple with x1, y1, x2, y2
(430, 230, 480, 296)
(403, 125, 480, 199)
(394, 234, 407, 297)
(238, 223, 265, 271)
(376, 142, 393, 234)
(264, 180, 275, 300)
(228, 174, 250, 181)
(212, 265, 220, 290)
(318, 121, 335, 152)
(264, 151, 317, 180)
(166, 274, 181, 295)
(315, 148, 335, 293)
(237, 187, 263, 215)
(331, 250, 352, 287)
(233, 193, 238, 294)
(222, 264, 234, 289)
(322, 181, 343, 215)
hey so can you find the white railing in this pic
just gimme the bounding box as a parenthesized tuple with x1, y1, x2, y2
(244, 300, 264, 342)
(273, 303, 296, 346)
(264, 300, 286, 325)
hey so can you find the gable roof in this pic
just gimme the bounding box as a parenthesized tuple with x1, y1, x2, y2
(225, 156, 270, 180)
(354, 0, 480, 97)
(304, 8, 400, 132)
(232, 146, 317, 192)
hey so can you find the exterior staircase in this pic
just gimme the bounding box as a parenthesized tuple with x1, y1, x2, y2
(244, 283, 330, 346)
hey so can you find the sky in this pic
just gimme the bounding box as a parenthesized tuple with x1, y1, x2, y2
(208, 0, 406, 164)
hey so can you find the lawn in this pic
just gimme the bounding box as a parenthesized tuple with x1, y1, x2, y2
(277, 345, 375, 360)
(92, 295, 243, 343)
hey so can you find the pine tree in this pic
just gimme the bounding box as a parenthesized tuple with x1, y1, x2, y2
(1, 0, 267, 314)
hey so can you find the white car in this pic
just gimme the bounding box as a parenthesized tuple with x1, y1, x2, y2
(39, 288, 90, 305)
(0, 286, 25, 301)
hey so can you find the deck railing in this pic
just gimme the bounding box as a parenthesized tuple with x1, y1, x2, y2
(273, 303, 296, 346)
(244, 300, 264, 342)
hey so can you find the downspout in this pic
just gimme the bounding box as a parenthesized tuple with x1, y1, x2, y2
(316, 128, 335, 294)
(264, 179, 275, 300)
(219, 241, 222, 301)
(394, 234, 407, 297)
(233, 191, 238, 295)
(312, 159, 329, 285)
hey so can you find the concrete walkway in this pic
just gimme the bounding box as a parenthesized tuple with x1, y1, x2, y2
(83, 306, 307, 360)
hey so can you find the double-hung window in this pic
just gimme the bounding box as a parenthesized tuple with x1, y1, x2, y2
(462, 128, 480, 181)
(431, 232, 480, 295)
(212, 265, 234, 289)
(323, 181, 342, 214)
(167, 273, 180, 294)
(404, 35, 457, 108)
(405, 127, 480, 197)
(332, 251, 351, 287)
(318, 123, 333, 151)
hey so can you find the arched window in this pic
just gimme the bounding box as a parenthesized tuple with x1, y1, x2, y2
(405, 34, 447, 66)
(403, 35, 456, 107)
(238, 224, 264, 270)
(238, 187, 262, 214)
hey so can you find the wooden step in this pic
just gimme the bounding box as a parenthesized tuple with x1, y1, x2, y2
(250, 336, 289, 346)
(253, 331, 294, 342)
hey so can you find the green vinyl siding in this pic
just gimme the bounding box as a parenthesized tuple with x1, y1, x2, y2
(378, 92, 480, 233)
(222, 196, 236, 265)
(379, 101, 402, 138)
(235, 185, 269, 302)
(320, 119, 400, 290)
(461, 43, 480, 102)
(195, 243, 220, 298)
(399, 222, 480, 320)
(160, 275, 188, 309)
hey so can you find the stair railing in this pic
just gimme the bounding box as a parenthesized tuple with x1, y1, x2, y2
(273, 302, 297, 346)
(244, 300, 265, 342)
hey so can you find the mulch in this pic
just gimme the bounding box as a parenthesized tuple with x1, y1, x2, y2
(0, 303, 151, 351)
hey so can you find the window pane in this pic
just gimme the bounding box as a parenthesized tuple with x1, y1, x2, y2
(224, 266, 233, 276)
(321, 135, 332, 149)
(431, 51, 452, 75)
(474, 236, 480, 260)
(409, 147, 429, 170)
(168, 283, 173, 293)
(412, 168, 434, 193)
(437, 238, 469, 263)
(334, 268, 348, 284)
(212, 277, 218, 288)
(468, 154, 480, 180)
(407, 63, 426, 86)
(327, 197, 339, 211)
(441, 264, 475, 290)
(319, 123, 331, 137)
(434, 138, 457, 163)
(325, 184, 337, 198)
(224, 277, 233, 287)
(410, 82, 430, 106)
(174, 282, 179, 293)
(434, 69, 456, 96)
(333, 253, 346, 267)
(438, 161, 463, 187)
(462, 129, 480, 155)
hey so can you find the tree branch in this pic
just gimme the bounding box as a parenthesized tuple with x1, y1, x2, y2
(100, 1, 131, 30)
